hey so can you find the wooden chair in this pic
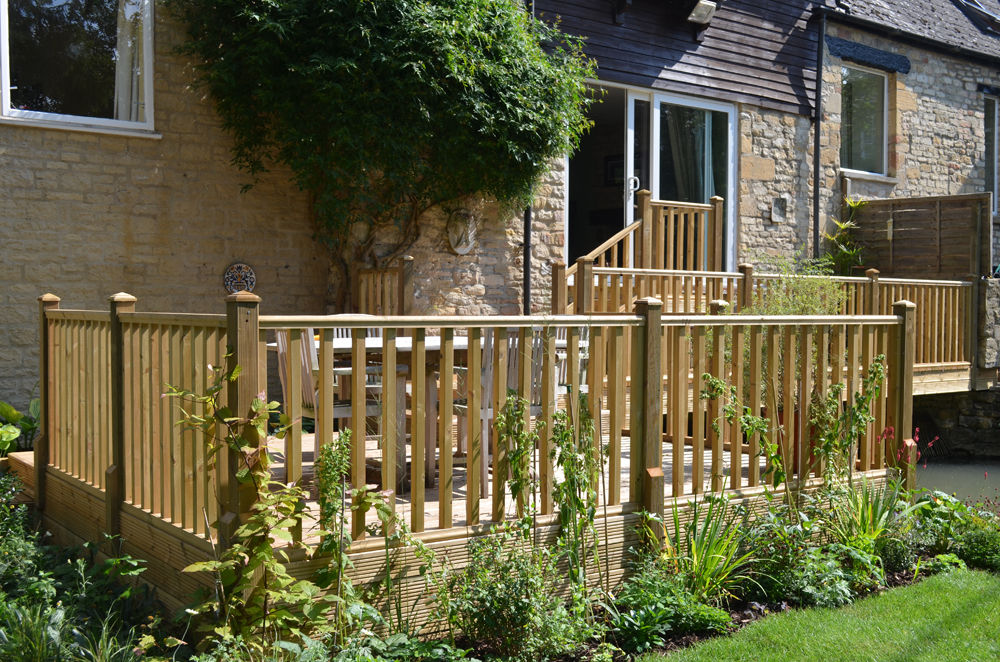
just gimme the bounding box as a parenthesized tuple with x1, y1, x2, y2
(274, 328, 382, 460)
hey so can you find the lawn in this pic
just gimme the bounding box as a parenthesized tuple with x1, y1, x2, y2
(644, 569, 1000, 662)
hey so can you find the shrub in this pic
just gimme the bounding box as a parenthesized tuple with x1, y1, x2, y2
(787, 547, 854, 608)
(0, 602, 74, 662)
(876, 536, 916, 574)
(333, 633, 471, 662)
(955, 517, 1000, 572)
(909, 490, 974, 556)
(923, 553, 967, 575)
(445, 530, 593, 661)
(656, 497, 756, 606)
(742, 255, 846, 317)
(608, 562, 731, 654)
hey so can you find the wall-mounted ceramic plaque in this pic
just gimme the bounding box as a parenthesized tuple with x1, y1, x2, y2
(446, 210, 476, 255)
(223, 262, 257, 293)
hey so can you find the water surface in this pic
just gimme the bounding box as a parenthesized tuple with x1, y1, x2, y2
(916, 460, 1000, 507)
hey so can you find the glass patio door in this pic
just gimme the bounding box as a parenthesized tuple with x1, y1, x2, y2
(626, 92, 735, 267)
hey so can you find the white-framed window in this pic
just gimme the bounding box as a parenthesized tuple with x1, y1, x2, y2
(986, 96, 998, 213)
(0, 0, 154, 132)
(840, 64, 887, 175)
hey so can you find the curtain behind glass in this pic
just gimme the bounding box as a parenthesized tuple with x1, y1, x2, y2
(114, 0, 144, 121)
(660, 103, 705, 202)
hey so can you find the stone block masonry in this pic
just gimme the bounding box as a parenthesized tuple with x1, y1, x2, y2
(0, 14, 333, 409)
(738, 107, 814, 260)
(0, 14, 561, 410)
(822, 24, 996, 225)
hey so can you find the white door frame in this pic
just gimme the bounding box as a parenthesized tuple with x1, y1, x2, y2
(565, 81, 739, 270)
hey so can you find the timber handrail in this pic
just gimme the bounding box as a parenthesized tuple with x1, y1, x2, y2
(37, 291, 918, 561)
(560, 262, 973, 370)
(564, 191, 725, 285)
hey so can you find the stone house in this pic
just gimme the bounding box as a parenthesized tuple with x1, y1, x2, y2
(3, 0, 1000, 408)
(547, 0, 1000, 269)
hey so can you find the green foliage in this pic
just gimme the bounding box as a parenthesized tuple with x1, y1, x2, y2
(875, 535, 915, 574)
(743, 499, 817, 601)
(823, 197, 868, 276)
(809, 356, 886, 483)
(785, 546, 854, 608)
(169, 0, 595, 305)
(649, 497, 756, 606)
(445, 530, 593, 661)
(908, 490, 974, 556)
(494, 392, 538, 521)
(742, 255, 846, 316)
(827, 479, 911, 554)
(0, 601, 75, 662)
(922, 553, 967, 575)
(168, 361, 327, 655)
(701, 375, 782, 489)
(608, 560, 731, 654)
(955, 516, 1000, 572)
(0, 397, 40, 454)
(550, 397, 602, 586)
(333, 632, 473, 662)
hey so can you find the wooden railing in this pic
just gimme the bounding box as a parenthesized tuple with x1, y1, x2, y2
(356, 256, 414, 315)
(557, 263, 973, 373)
(45, 309, 113, 490)
(562, 191, 725, 297)
(850, 192, 992, 280)
(36, 291, 918, 553)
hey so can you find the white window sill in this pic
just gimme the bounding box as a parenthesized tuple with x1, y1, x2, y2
(839, 168, 897, 186)
(0, 115, 162, 139)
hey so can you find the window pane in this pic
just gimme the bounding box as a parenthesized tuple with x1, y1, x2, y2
(8, 0, 145, 122)
(660, 103, 706, 202)
(840, 66, 885, 173)
(986, 98, 996, 209)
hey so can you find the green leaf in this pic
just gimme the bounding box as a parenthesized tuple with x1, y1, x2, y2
(0, 401, 22, 424)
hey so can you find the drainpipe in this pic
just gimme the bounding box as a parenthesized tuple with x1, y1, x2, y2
(523, 0, 535, 315)
(523, 206, 532, 314)
(812, 8, 826, 259)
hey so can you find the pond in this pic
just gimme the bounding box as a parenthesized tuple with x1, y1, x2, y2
(916, 459, 1000, 507)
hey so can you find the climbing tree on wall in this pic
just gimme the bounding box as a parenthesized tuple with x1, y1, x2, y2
(169, 0, 595, 310)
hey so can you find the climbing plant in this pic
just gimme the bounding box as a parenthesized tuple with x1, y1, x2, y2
(169, 0, 595, 309)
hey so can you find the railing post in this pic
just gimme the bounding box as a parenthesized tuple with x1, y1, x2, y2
(551, 260, 566, 314)
(710, 196, 724, 271)
(638, 189, 653, 269)
(891, 300, 916, 491)
(630, 297, 663, 526)
(35, 293, 60, 513)
(575, 257, 594, 315)
(709, 299, 729, 315)
(221, 291, 263, 549)
(738, 263, 754, 312)
(106, 293, 136, 536)
(398, 255, 414, 315)
(866, 268, 880, 315)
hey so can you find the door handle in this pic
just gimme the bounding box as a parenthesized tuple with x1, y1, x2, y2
(626, 175, 640, 200)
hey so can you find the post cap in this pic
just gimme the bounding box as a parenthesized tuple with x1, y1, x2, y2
(738, 263, 754, 272)
(866, 268, 880, 278)
(226, 291, 262, 303)
(108, 292, 137, 303)
(38, 293, 61, 304)
(892, 299, 916, 310)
